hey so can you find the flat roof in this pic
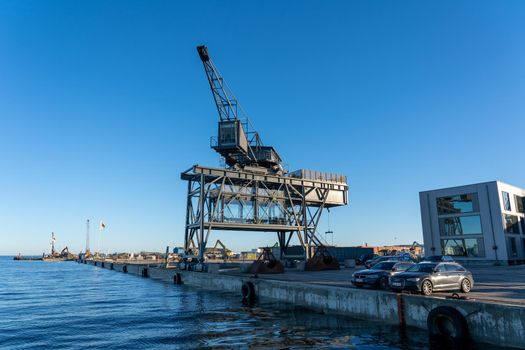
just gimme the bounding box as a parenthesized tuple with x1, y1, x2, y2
(419, 180, 525, 194)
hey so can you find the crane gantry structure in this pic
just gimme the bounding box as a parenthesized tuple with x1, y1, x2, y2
(180, 45, 348, 272)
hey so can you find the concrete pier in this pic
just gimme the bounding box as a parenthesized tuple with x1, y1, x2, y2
(81, 260, 525, 349)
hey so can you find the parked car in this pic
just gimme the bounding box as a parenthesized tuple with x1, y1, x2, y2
(351, 261, 415, 289)
(389, 262, 473, 296)
(357, 253, 377, 265)
(364, 254, 415, 269)
(365, 256, 396, 269)
(421, 255, 455, 263)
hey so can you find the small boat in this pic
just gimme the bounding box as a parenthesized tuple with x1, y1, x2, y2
(13, 253, 43, 261)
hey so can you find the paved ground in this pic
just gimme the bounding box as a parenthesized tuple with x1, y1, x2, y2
(233, 264, 525, 306)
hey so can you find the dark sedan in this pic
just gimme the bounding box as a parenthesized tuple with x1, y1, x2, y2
(389, 262, 474, 296)
(364, 256, 399, 269)
(421, 255, 454, 263)
(351, 261, 415, 289)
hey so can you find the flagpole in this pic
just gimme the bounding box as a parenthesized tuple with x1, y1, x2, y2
(98, 221, 106, 259)
(97, 229, 100, 258)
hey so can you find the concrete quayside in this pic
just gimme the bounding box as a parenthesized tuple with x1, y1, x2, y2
(80, 259, 525, 349)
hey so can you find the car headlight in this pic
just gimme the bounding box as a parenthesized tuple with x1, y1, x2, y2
(406, 277, 420, 282)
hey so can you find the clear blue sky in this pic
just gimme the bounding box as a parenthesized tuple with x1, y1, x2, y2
(1, 1, 524, 255)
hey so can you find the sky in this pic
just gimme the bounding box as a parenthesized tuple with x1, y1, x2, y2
(1, 0, 524, 255)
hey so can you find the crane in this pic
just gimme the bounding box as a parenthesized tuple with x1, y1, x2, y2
(196, 45, 283, 174)
(181, 45, 348, 273)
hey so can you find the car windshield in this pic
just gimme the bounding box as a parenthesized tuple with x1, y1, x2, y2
(407, 263, 436, 273)
(371, 262, 396, 270)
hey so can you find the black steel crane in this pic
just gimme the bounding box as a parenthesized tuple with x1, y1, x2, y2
(196, 45, 283, 173)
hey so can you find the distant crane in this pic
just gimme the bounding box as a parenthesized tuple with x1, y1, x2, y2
(85, 219, 91, 257)
(50, 232, 56, 256)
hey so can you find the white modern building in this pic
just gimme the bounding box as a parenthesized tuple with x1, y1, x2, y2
(420, 181, 525, 265)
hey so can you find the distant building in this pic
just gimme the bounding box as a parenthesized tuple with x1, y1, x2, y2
(356, 244, 423, 257)
(420, 181, 525, 265)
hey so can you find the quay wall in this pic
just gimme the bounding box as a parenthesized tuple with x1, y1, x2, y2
(83, 260, 525, 348)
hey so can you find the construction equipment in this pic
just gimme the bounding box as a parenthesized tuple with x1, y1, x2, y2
(181, 45, 348, 272)
(205, 239, 233, 260)
(249, 248, 284, 274)
(305, 246, 340, 271)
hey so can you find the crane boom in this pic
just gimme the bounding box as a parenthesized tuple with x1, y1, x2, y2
(196, 45, 283, 173)
(197, 45, 243, 122)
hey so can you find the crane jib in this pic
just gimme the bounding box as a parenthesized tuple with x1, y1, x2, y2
(196, 45, 283, 172)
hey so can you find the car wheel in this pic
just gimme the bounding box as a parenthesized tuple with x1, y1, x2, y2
(460, 278, 471, 293)
(422, 279, 433, 296)
(378, 276, 389, 290)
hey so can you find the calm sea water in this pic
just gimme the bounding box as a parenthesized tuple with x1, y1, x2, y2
(0, 257, 499, 349)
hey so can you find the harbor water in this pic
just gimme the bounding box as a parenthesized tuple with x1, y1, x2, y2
(0, 257, 502, 349)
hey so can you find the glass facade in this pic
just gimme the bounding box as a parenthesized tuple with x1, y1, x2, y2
(502, 191, 511, 211)
(509, 237, 518, 257)
(504, 214, 520, 234)
(437, 194, 477, 215)
(515, 195, 525, 213)
(439, 215, 482, 236)
(441, 238, 484, 257)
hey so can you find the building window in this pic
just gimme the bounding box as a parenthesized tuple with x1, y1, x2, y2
(509, 237, 518, 257)
(521, 218, 525, 235)
(439, 215, 482, 236)
(441, 238, 485, 257)
(502, 191, 511, 211)
(503, 214, 520, 234)
(515, 195, 525, 213)
(437, 194, 478, 215)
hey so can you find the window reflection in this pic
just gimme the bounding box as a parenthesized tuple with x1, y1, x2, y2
(514, 195, 525, 214)
(437, 194, 477, 215)
(439, 215, 482, 236)
(504, 214, 520, 234)
(509, 237, 518, 257)
(502, 191, 511, 211)
(442, 238, 484, 257)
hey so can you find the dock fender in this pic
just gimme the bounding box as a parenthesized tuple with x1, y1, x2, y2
(427, 306, 468, 341)
(110, 263, 114, 270)
(123, 265, 128, 273)
(141, 267, 148, 278)
(241, 281, 256, 303)
(174, 273, 183, 285)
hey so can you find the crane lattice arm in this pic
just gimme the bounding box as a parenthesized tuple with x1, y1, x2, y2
(196, 45, 282, 172)
(197, 46, 244, 123)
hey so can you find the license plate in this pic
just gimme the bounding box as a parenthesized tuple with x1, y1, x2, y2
(355, 278, 364, 283)
(392, 282, 402, 287)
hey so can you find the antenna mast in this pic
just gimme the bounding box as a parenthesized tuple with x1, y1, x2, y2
(86, 219, 90, 255)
